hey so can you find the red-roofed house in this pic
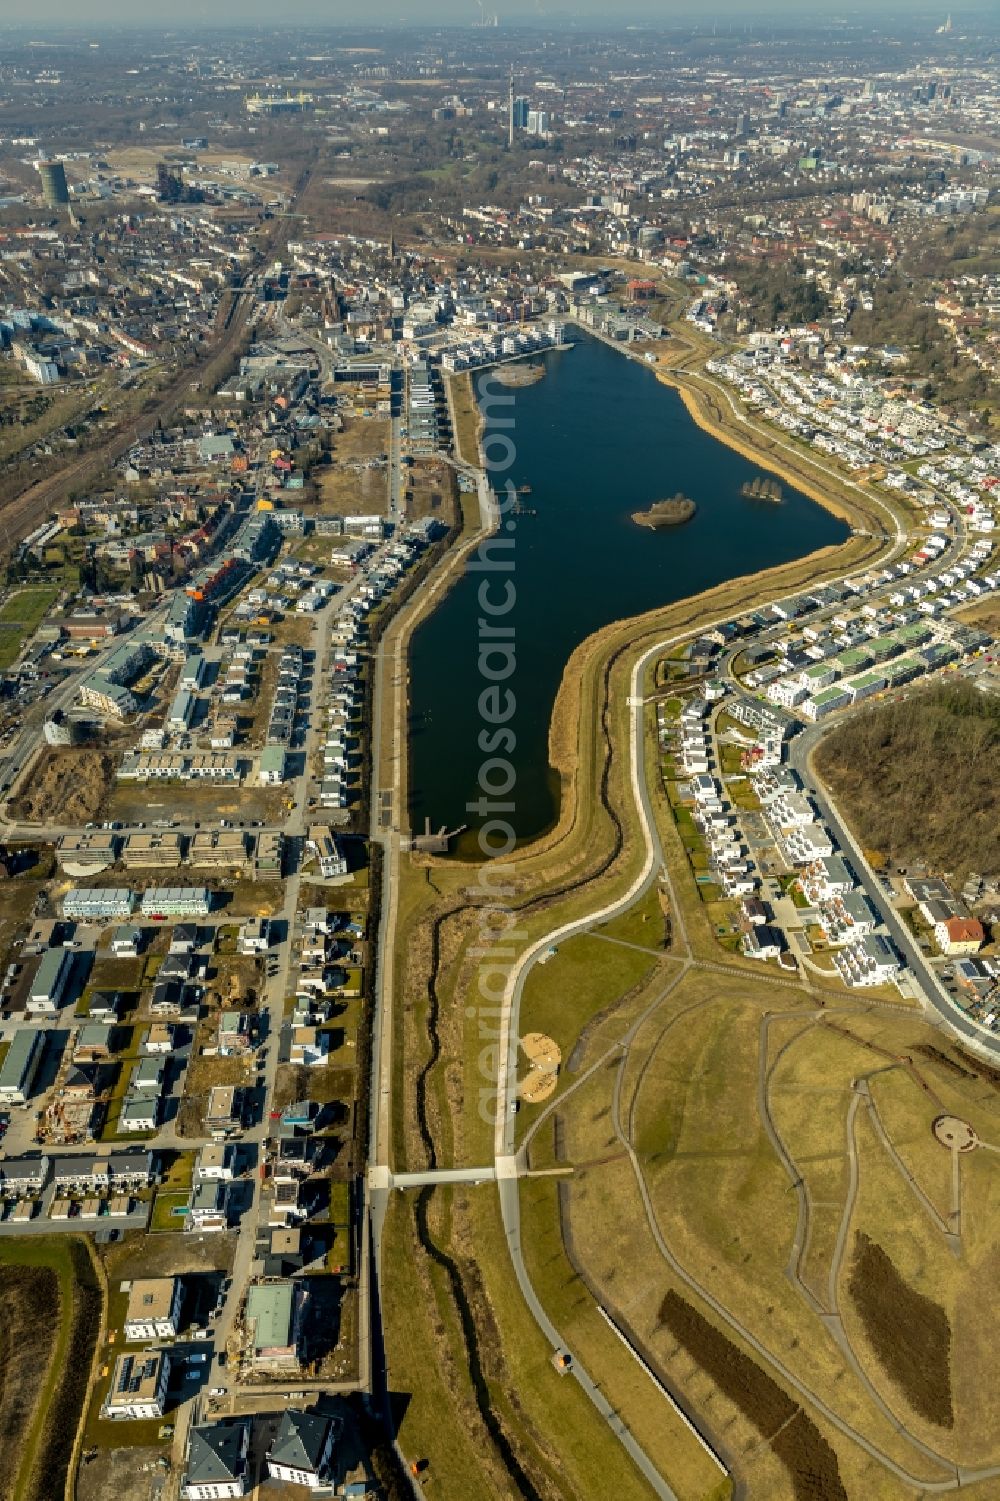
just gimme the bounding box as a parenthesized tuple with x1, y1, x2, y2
(934, 916, 985, 957)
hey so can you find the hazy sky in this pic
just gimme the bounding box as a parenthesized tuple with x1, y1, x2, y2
(3, 0, 986, 26)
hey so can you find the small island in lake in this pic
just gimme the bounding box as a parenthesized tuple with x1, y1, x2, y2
(493, 361, 547, 387)
(631, 493, 697, 529)
(741, 474, 783, 503)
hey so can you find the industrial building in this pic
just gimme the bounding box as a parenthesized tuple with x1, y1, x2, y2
(38, 159, 70, 207)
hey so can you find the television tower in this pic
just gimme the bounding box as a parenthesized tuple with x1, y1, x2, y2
(509, 68, 515, 148)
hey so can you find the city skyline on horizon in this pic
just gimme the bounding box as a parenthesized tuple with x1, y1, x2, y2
(1, 0, 992, 31)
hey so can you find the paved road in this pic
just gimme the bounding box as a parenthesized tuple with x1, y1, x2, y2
(497, 1174, 681, 1501)
(381, 1166, 496, 1189)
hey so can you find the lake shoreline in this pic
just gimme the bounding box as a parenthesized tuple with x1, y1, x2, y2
(656, 365, 865, 529)
(411, 331, 849, 841)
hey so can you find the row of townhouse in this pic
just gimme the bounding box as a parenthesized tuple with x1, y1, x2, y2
(315, 529, 440, 809)
(62, 887, 214, 922)
(687, 755, 758, 901)
(752, 765, 902, 987)
(265, 641, 304, 748)
(118, 751, 244, 781)
(677, 696, 713, 775)
(0, 1150, 154, 1198)
(752, 770, 832, 872)
(439, 318, 567, 372)
(320, 652, 360, 810)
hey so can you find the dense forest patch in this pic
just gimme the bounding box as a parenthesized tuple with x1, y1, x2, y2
(815, 682, 1000, 877)
(847, 1232, 953, 1428)
(658, 1290, 847, 1500)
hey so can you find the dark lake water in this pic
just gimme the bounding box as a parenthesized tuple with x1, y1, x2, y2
(409, 330, 846, 846)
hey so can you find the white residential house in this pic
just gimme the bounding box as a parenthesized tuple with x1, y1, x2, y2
(120, 1093, 160, 1134)
(181, 1419, 250, 1500)
(124, 1277, 183, 1341)
(196, 1142, 238, 1182)
(833, 933, 900, 988)
(186, 1178, 229, 1233)
(237, 916, 270, 955)
(102, 1350, 171, 1420)
(290, 1026, 330, 1068)
(800, 854, 854, 902)
(267, 1409, 339, 1491)
(769, 792, 816, 830)
(111, 924, 145, 958)
(742, 925, 783, 961)
(143, 1023, 174, 1054)
(781, 825, 835, 865)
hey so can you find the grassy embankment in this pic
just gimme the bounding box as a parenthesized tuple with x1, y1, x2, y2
(0, 1236, 104, 1501)
(653, 326, 906, 539)
(449, 369, 484, 468)
(381, 313, 925, 1500)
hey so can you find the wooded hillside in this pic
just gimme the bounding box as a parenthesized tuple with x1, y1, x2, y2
(814, 681, 1000, 878)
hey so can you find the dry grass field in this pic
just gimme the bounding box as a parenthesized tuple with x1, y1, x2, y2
(106, 778, 285, 827)
(0, 1261, 61, 1500)
(447, 371, 483, 467)
(406, 456, 457, 523)
(551, 966, 1000, 1494)
(316, 414, 389, 515)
